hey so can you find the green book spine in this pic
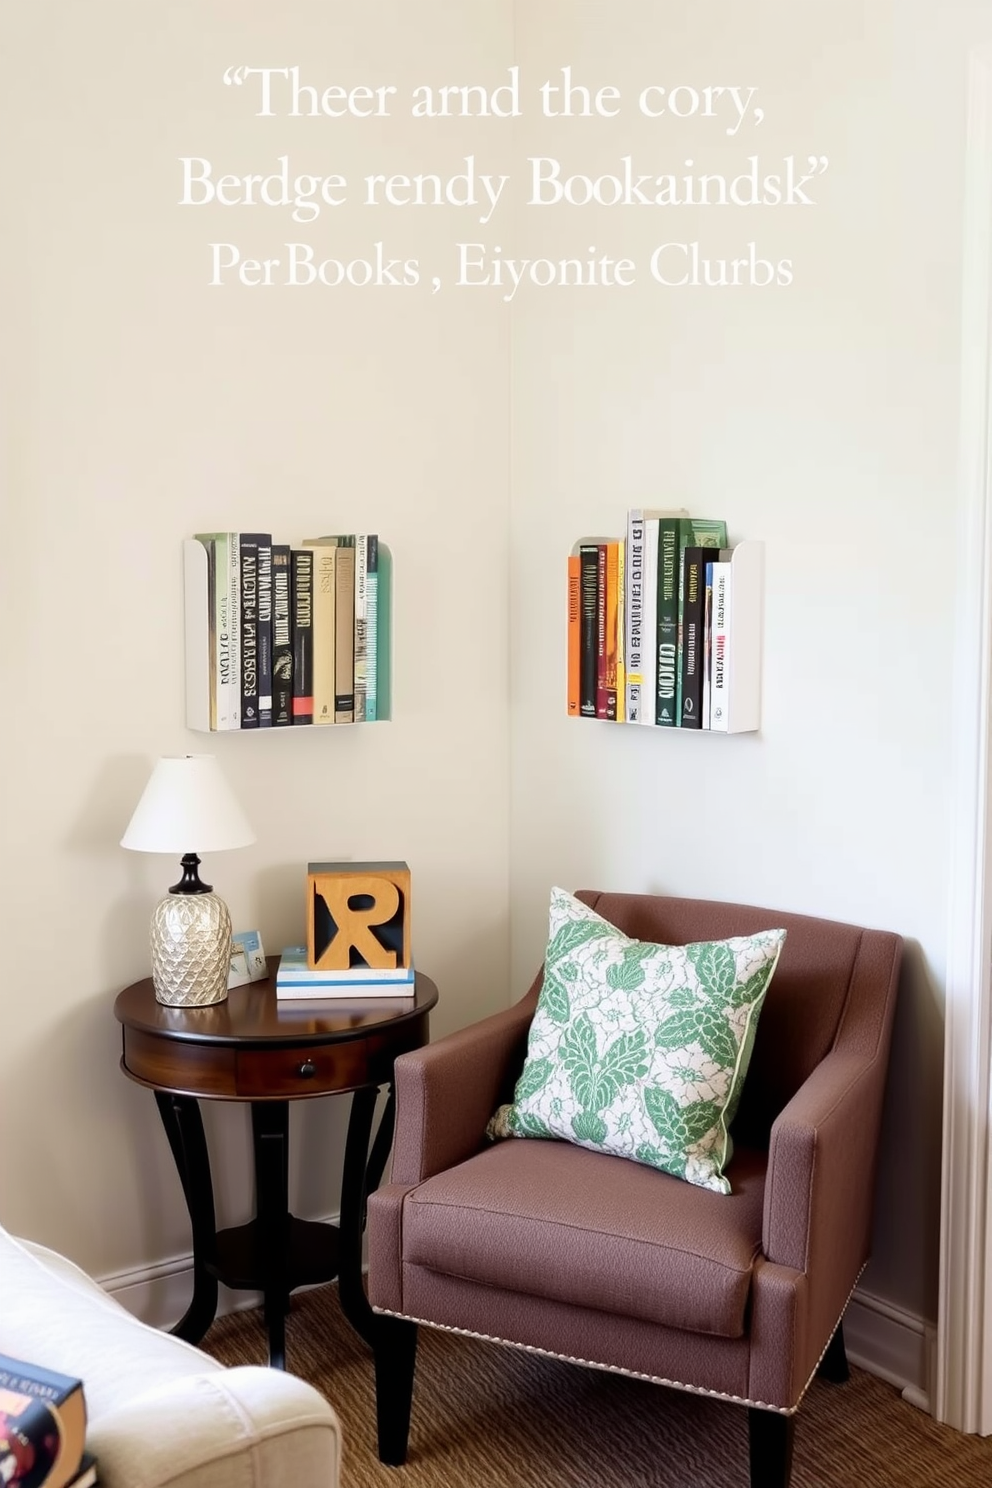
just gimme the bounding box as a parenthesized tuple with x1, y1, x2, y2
(655, 518, 683, 726)
(669, 519, 728, 724)
(375, 542, 392, 720)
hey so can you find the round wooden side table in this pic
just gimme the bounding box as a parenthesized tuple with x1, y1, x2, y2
(114, 965, 438, 1369)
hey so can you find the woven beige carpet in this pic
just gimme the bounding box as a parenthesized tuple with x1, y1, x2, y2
(202, 1285, 992, 1488)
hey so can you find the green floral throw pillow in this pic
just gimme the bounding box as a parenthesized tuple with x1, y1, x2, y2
(488, 888, 786, 1194)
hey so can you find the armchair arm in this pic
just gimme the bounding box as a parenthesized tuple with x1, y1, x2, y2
(762, 1048, 889, 1286)
(90, 1366, 341, 1488)
(389, 988, 539, 1186)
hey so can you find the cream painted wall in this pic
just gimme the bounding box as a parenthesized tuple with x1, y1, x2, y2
(1, 0, 981, 1340)
(508, 0, 992, 1326)
(0, 3, 512, 1278)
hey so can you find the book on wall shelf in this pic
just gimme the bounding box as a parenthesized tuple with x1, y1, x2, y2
(183, 534, 392, 732)
(621, 507, 689, 725)
(670, 517, 728, 726)
(238, 532, 273, 728)
(291, 546, 315, 726)
(270, 544, 293, 726)
(567, 516, 763, 734)
(0, 1352, 92, 1488)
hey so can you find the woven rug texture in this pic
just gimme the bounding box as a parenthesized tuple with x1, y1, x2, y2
(202, 1284, 992, 1488)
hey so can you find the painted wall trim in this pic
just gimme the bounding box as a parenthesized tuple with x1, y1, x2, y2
(846, 1287, 935, 1414)
(99, 1211, 340, 1332)
(100, 1248, 262, 1330)
(937, 43, 992, 1436)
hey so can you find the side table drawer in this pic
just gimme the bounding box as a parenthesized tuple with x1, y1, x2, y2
(235, 1041, 370, 1097)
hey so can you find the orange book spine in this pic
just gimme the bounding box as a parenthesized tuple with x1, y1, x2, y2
(567, 555, 581, 717)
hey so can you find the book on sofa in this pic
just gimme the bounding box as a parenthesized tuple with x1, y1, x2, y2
(0, 1352, 90, 1488)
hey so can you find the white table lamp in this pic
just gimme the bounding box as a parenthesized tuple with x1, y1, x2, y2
(121, 755, 255, 1007)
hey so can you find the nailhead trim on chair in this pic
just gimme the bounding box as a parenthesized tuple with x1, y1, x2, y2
(372, 1266, 866, 1418)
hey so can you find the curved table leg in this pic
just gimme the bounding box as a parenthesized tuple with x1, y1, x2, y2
(251, 1101, 291, 1369)
(337, 1084, 419, 1460)
(363, 1088, 396, 1224)
(154, 1091, 219, 1344)
(337, 1084, 396, 1345)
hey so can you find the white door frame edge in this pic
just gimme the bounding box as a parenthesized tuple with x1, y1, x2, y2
(937, 43, 992, 1436)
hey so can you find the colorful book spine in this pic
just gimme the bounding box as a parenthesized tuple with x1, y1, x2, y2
(655, 517, 681, 726)
(255, 536, 273, 726)
(227, 533, 241, 728)
(0, 1353, 88, 1488)
(615, 531, 626, 722)
(625, 508, 690, 724)
(238, 534, 261, 728)
(291, 548, 314, 725)
(624, 510, 647, 723)
(354, 535, 368, 722)
(640, 518, 660, 724)
(310, 543, 336, 725)
(366, 535, 379, 722)
(374, 541, 392, 719)
(567, 554, 581, 717)
(603, 541, 620, 721)
(334, 539, 356, 723)
(673, 518, 727, 723)
(595, 544, 608, 719)
(708, 557, 733, 731)
(679, 546, 707, 728)
(270, 545, 293, 726)
(276, 946, 415, 990)
(702, 558, 715, 729)
(579, 544, 599, 718)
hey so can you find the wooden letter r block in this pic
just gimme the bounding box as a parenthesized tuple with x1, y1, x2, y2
(307, 861, 411, 972)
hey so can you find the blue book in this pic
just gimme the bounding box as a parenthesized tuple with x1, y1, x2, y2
(275, 946, 415, 992)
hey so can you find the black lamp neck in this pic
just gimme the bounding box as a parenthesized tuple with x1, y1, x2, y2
(169, 853, 213, 895)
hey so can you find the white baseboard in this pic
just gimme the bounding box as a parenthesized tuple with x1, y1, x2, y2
(98, 1249, 262, 1330)
(98, 1212, 340, 1333)
(846, 1285, 936, 1413)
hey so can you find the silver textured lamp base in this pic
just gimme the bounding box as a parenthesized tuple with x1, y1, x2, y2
(150, 891, 232, 1006)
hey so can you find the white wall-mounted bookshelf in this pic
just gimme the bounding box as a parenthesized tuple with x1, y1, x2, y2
(567, 526, 763, 735)
(183, 535, 392, 733)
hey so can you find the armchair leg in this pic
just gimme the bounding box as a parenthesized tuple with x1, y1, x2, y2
(748, 1408, 795, 1488)
(373, 1317, 418, 1466)
(817, 1320, 850, 1384)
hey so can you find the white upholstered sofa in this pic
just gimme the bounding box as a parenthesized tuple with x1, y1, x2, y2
(0, 1222, 341, 1487)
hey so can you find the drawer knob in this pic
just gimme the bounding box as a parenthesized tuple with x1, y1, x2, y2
(298, 1060, 317, 1079)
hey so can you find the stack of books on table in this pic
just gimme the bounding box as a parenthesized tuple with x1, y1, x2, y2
(0, 1352, 98, 1486)
(275, 947, 415, 1000)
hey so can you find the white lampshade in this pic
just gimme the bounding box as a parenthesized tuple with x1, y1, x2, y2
(121, 755, 255, 855)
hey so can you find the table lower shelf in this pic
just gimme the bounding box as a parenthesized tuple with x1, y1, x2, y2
(207, 1215, 342, 1293)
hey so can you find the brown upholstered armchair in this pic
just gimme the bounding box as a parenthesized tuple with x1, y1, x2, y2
(365, 892, 902, 1488)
